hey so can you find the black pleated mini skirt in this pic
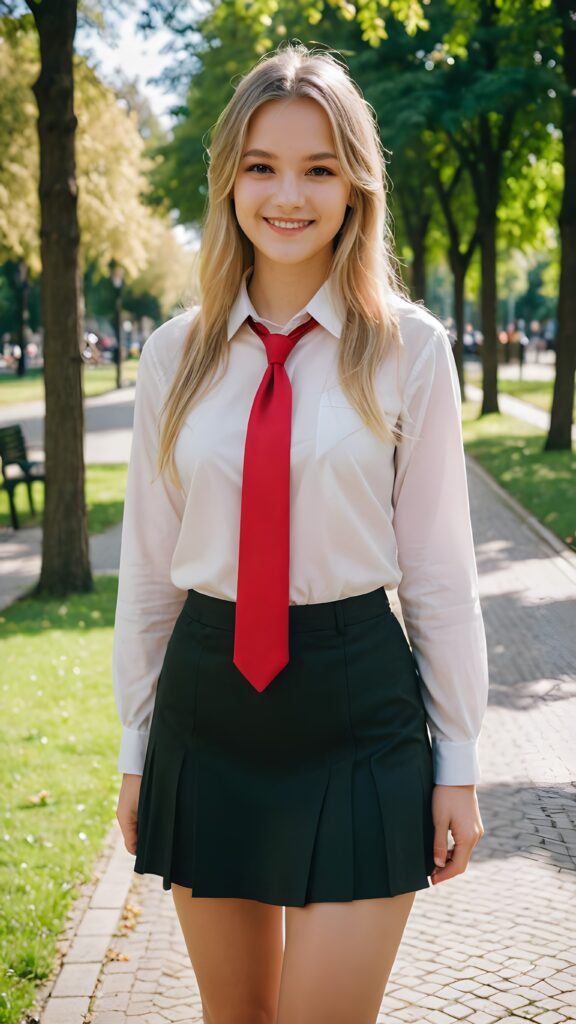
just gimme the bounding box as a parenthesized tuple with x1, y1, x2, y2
(134, 586, 436, 906)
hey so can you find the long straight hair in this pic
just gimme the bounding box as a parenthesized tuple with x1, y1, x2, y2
(156, 42, 411, 491)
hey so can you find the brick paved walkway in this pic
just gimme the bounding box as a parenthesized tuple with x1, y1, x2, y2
(42, 454, 576, 1024)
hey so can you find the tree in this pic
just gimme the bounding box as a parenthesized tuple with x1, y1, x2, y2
(545, 0, 576, 451)
(0, 8, 196, 597)
(24, 1, 90, 596)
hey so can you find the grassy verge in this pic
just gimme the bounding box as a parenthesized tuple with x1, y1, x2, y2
(0, 576, 121, 1024)
(0, 360, 139, 406)
(462, 400, 575, 550)
(464, 368, 576, 419)
(0, 464, 128, 533)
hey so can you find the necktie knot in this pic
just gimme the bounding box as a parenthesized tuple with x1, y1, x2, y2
(247, 314, 318, 365)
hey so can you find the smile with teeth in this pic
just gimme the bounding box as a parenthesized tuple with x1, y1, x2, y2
(265, 218, 313, 230)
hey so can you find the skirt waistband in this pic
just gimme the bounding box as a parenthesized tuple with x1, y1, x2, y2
(185, 586, 391, 633)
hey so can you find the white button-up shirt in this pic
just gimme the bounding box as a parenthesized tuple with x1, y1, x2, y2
(112, 268, 489, 784)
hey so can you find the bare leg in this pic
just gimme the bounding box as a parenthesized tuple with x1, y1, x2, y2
(171, 883, 284, 1024)
(276, 891, 416, 1024)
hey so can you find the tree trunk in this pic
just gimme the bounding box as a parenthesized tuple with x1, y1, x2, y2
(29, 0, 92, 595)
(453, 263, 466, 401)
(479, 213, 500, 415)
(546, 0, 576, 451)
(428, 162, 478, 406)
(398, 194, 430, 303)
(411, 233, 426, 303)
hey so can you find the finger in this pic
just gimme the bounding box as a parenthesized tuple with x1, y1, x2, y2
(125, 828, 137, 855)
(119, 817, 137, 855)
(433, 825, 450, 868)
(431, 841, 470, 884)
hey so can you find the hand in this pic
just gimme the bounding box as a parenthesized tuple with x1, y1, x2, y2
(430, 784, 484, 885)
(116, 773, 142, 855)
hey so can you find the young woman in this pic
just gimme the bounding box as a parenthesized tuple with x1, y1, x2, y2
(114, 41, 488, 1024)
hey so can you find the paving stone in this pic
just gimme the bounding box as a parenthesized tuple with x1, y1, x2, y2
(105, 960, 139, 974)
(90, 883, 132, 909)
(161, 1007, 198, 1022)
(75, 908, 121, 937)
(442, 1004, 474, 1019)
(50, 962, 101, 998)
(100, 973, 135, 994)
(93, 992, 131, 1012)
(42, 996, 90, 1023)
(466, 1013, 500, 1024)
(426, 1012, 460, 1024)
(65, 934, 111, 964)
(490, 990, 531, 1010)
(557, 991, 576, 1007)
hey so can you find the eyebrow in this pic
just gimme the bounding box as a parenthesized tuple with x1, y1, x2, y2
(242, 148, 338, 161)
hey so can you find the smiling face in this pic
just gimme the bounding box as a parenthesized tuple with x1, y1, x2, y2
(232, 96, 353, 270)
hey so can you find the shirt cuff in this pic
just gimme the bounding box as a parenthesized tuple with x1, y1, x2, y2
(118, 726, 150, 776)
(432, 737, 481, 785)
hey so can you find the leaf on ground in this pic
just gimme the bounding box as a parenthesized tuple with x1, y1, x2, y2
(27, 790, 51, 805)
(105, 948, 130, 961)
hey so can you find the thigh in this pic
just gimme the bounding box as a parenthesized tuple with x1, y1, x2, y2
(277, 892, 416, 1024)
(171, 883, 284, 1024)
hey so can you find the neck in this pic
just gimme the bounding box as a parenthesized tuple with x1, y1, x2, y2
(247, 253, 332, 324)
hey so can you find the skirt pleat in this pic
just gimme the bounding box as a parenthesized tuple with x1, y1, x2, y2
(133, 587, 436, 906)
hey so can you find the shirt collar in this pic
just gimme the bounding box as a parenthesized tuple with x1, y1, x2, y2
(227, 266, 346, 341)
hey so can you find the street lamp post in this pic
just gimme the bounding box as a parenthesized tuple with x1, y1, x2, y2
(109, 259, 125, 389)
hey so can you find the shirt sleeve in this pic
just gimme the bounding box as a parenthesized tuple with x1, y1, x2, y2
(112, 337, 187, 775)
(391, 325, 489, 786)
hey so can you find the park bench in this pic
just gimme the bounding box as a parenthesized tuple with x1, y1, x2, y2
(0, 424, 45, 530)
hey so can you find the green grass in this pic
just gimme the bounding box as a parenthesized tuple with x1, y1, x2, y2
(465, 367, 576, 419)
(0, 360, 139, 405)
(0, 576, 122, 1024)
(462, 400, 576, 550)
(0, 464, 128, 533)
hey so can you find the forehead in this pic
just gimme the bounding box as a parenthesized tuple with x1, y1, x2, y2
(245, 97, 335, 147)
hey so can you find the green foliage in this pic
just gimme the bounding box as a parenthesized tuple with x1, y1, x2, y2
(0, 14, 195, 312)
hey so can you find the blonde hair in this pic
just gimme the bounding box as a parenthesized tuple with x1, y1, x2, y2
(157, 41, 411, 490)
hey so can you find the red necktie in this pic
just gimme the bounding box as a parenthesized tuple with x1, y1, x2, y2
(233, 313, 319, 691)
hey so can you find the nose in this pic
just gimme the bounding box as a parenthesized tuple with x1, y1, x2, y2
(273, 171, 306, 208)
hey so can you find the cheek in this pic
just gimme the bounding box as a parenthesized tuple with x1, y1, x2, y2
(317, 192, 349, 226)
(234, 176, 263, 211)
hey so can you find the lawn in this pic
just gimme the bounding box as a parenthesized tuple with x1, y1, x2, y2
(0, 576, 122, 1024)
(462, 400, 575, 550)
(464, 366, 576, 419)
(0, 464, 128, 533)
(0, 360, 139, 406)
